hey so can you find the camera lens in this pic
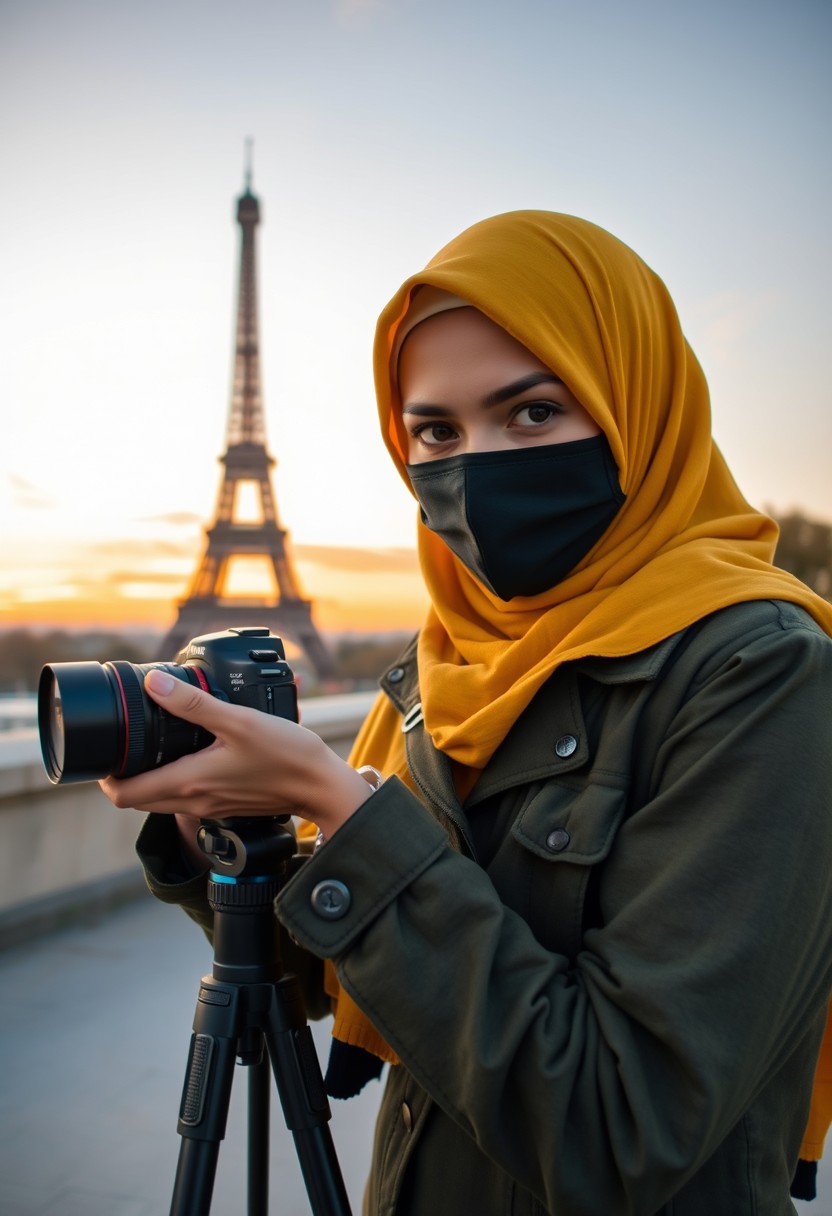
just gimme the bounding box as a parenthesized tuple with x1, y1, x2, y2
(38, 660, 215, 785)
(43, 677, 66, 778)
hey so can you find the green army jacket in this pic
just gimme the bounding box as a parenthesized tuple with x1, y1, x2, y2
(139, 600, 832, 1215)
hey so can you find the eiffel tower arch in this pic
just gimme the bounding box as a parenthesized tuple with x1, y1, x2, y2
(162, 168, 335, 682)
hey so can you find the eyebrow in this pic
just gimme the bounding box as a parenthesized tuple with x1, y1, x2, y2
(483, 372, 563, 407)
(402, 372, 564, 416)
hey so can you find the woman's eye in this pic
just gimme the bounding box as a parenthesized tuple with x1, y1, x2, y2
(413, 422, 457, 446)
(513, 402, 561, 427)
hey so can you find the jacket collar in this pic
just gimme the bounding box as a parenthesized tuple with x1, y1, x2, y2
(572, 629, 685, 684)
(378, 629, 687, 827)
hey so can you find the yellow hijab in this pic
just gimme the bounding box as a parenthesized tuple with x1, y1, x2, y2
(352, 209, 832, 782)
(327, 212, 832, 1171)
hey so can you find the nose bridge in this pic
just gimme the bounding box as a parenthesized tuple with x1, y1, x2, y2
(463, 416, 514, 455)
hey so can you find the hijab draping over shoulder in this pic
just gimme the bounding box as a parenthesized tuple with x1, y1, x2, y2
(352, 209, 832, 779)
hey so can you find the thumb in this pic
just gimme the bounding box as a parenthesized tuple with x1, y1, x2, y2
(144, 667, 229, 731)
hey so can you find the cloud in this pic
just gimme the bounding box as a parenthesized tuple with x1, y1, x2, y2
(294, 544, 419, 574)
(140, 510, 204, 527)
(691, 290, 777, 366)
(101, 570, 188, 589)
(85, 537, 195, 559)
(7, 473, 55, 510)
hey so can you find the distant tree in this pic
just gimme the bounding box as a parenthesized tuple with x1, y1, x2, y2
(333, 635, 412, 686)
(0, 631, 151, 694)
(773, 511, 832, 600)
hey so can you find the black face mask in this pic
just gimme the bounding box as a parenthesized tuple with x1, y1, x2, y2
(406, 434, 625, 601)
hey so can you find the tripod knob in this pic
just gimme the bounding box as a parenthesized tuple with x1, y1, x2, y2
(208, 875, 282, 911)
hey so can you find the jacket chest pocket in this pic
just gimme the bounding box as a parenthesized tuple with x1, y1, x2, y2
(488, 780, 627, 959)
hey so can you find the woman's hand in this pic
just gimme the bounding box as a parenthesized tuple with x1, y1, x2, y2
(98, 669, 373, 840)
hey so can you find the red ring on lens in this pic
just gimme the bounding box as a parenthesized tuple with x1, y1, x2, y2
(109, 664, 131, 776)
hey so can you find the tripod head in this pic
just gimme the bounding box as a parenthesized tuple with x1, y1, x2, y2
(198, 815, 298, 879)
(195, 816, 304, 986)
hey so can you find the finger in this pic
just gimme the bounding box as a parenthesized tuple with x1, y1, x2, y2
(99, 747, 214, 811)
(144, 668, 242, 734)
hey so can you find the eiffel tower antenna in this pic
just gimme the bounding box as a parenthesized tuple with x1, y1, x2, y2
(244, 136, 253, 191)
(162, 163, 335, 681)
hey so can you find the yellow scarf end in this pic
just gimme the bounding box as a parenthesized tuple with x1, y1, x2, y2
(331, 1010, 401, 1067)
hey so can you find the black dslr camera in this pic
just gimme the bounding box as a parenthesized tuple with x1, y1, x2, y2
(38, 627, 298, 785)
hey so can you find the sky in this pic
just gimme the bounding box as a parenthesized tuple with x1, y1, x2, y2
(1, 0, 830, 638)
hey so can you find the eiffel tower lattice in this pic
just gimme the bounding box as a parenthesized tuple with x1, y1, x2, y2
(162, 171, 335, 681)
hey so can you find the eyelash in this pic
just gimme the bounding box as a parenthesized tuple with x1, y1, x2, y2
(513, 401, 565, 426)
(409, 401, 565, 444)
(410, 421, 457, 444)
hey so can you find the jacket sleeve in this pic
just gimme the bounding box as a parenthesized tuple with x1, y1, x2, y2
(274, 610, 832, 1212)
(135, 812, 215, 936)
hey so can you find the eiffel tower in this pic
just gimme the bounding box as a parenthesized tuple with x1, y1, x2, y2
(162, 165, 335, 681)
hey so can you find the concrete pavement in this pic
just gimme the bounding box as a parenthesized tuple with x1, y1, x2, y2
(0, 892, 382, 1215)
(1, 892, 830, 1215)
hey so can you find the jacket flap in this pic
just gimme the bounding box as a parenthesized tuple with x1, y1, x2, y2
(511, 780, 627, 864)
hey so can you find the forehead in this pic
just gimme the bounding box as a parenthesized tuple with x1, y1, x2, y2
(397, 306, 550, 399)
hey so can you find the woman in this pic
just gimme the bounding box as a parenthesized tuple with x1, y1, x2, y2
(103, 211, 832, 1214)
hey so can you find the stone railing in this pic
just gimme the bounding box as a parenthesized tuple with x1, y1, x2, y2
(0, 691, 376, 949)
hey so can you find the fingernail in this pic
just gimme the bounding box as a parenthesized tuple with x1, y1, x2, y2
(146, 669, 176, 695)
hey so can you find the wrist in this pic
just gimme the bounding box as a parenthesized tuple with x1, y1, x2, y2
(314, 764, 384, 850)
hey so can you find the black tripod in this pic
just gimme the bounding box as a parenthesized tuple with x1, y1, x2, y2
(169, 816, 352, 1216)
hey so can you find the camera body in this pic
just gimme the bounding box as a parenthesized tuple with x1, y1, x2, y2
(38, 627, 298, 785)
(174, 627, 297, 719)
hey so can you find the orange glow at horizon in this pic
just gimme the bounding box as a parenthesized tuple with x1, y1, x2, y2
(0, 545, 431, 637)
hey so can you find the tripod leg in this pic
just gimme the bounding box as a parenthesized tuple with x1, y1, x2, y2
(171, 823, 352, 1215)
(169, 979, 244, 1216)
(261, 976, 352, 1216)
(248, 1054, 270, 1216)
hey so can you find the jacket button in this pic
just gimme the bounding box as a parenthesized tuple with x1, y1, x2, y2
(555, 734, 578, 757)
(388, 666, 405, 683)
(401, 1101, 413, 1133)
(310, 880, 352, 920)
(546, 828, 571, 853)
